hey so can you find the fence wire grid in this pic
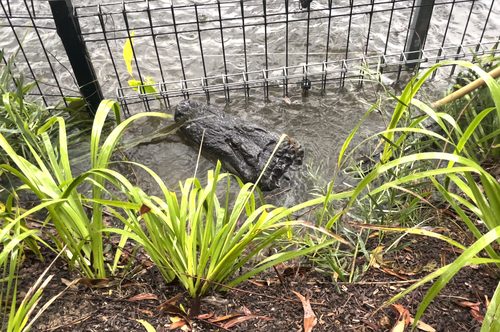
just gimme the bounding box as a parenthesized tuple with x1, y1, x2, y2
(0, 0, 499, 112)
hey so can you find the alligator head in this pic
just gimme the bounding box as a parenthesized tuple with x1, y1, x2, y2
(175, 100, 303, 191)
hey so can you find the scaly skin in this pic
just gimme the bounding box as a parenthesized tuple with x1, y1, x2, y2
(175, 100, 303, 191)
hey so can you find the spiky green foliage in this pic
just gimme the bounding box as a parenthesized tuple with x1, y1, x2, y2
(102, 146, 353, 297)
(0, 50, 92, 166)
(0, 99, 171, 278)
(328, 59, 500, 331)
(0, 217, 43, 332)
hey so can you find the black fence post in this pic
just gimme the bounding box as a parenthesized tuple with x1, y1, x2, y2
(49, 0, 103, 116)
(405, 0, 435, 66)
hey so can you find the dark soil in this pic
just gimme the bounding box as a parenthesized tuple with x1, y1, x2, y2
(16, 220, 500, 332)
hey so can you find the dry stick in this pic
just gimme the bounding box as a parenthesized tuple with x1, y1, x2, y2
(339, 279, 423, 285)
(42, 310, 97, 331)
(263, 188, 292, 200)
(254, 279, 423, 285)
(285, 135, 299, 157)
(25, 216, 55, 228)
(22, 246, 75, 332)
(54, 290, 158, 308)
(82, 203, 115, 217)
(272, 265, 286, 289)
(433, 66, 500, 108)
(386, 184, 437, 211)
(360, 319, 380, 331)
(305, 206, 315, 224)
(192, 129, 206, 182)
(294, 202, 323, 220)
(193, 318, 232, 332)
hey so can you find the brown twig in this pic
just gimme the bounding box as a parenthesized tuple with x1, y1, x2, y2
(360, 318, 380, 331)
(41, 310, 97, 331)
(273, 265, 286, 288)
(252, 279, 422, 285)
(82, 204, 115, 217)
(294, 202, 322, 220)
(25, 216, 56, 228)
(193, 317, 232, 332)
(433, 66, 500, 108)
(338, 279, 423, 285)
(285, 135, 299, 157)
(263, 188, 292, 200)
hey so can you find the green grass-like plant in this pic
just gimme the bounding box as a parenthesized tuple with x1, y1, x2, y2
(445, 53, 500, 160)
(101, 143, 352, 297)
(0, 50, 93, 166)
(0, 217, 42, 332)
(2, 87, 350, 298)
(0, 99, 171, 278)
(329, 60, 500, 331)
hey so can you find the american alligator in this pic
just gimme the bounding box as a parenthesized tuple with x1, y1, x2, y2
(174, 100, 304, 191)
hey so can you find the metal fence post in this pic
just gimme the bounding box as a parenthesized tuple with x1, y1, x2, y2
(49, 0, 103, 116)
(405, 0, 435, 66)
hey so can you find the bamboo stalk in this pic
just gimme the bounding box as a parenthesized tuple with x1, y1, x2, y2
(433, 66, 500, 108)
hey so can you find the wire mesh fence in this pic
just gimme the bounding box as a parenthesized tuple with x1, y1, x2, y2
(0, 0, 75, 108)
(0, 0, 498, 113)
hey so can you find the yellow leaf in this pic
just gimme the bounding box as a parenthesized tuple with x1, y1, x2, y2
(135, 319, 156, 332)
(292, 291, 317, 332)
(410, 318, 436, 332)
(170, 316, 190, 331)
(391, 317, 406, 332)
(123, 30, 135, 78)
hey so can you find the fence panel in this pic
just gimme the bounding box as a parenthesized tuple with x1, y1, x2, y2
(0, 0, 498, 113)
(0, 0, 78, 107)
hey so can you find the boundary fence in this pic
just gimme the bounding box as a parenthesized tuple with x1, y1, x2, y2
(0, 0, 498, 114)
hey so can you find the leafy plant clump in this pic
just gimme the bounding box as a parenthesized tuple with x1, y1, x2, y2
(0, 50, 92, 166)
(0, 98, 172, 278)
(1, 90, 348, 299)
(443, 53, 500, 160)
(0, 216, 42, 332)
(325, 59, 500, 331)
(103, 144, 351, 297)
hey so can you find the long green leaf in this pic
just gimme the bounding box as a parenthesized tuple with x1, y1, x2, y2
(412, 226, 500, 330)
